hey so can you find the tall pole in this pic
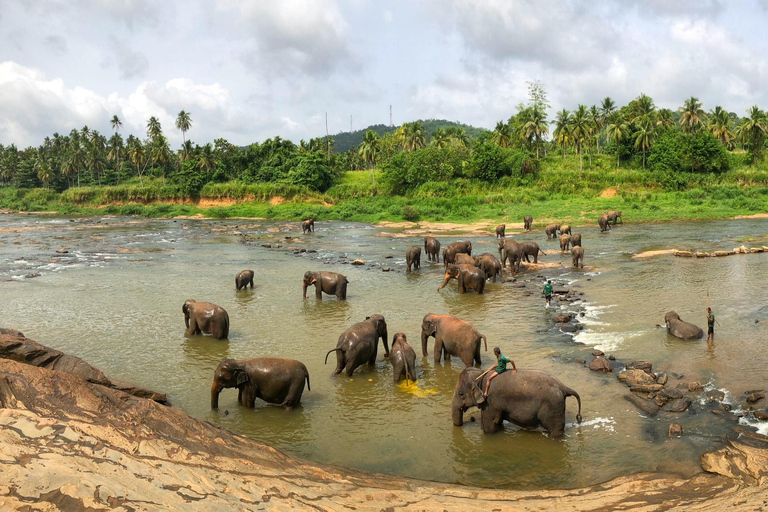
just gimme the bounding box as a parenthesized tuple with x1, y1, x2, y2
(325, 112, 330, 163)
(390, 105, 393, 127)
(350, 115, 352, 133)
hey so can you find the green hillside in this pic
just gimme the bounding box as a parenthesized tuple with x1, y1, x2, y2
(331, 119, 487, 153)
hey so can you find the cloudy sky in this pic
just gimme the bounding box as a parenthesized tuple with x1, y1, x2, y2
(1, 0, 767, 148)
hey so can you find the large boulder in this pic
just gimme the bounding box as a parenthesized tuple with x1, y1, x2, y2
(624, 394, 659, 416)
(617, 369, 656, 387)
(589, 357, 611, 373)
(662, 398, 692, 412)
(626, 361, 653, 373)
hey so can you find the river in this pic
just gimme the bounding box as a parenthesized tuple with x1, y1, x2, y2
(2, 214, 767, 489)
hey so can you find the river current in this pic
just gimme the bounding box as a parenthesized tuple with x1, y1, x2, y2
(2, 214, 768, 489)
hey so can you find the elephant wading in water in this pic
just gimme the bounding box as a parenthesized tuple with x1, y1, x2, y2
(665, 311, 704, 340)
(495, 224, 506, 238)
(302, 271, 348, 300)
(325, 315, 389, 376)
(454, 253, 475, 265)
(452, 367, 582, 437)
(571, 246, 584, 268)
(498, 238, 523, 272)
(421, 313, 487, 366)
(473, 253, 503, 282)
(437, 264, 485, 294)
(424, 236, 441, 263)
(183, 300, 229, 340)
(571, 233, 582, 247)
(545, 224, 561, 239)
(406, 246, 421, 272)
(235, 270, 254, 290)
(211, 358, 310, 410)
(559, 234, 571, 252)
(443, 241, 472, 267)
(598, 215, 611, 232)
(524, 215, 533, 231)
(302, 219, 315, 233)
(390, 332, 417, 383)
(520, 241, 545, 263)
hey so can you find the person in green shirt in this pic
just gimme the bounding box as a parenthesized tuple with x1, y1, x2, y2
(706, 307, 715, 342)
(483, 347, 516, 398)
(543, 280, 553, 308)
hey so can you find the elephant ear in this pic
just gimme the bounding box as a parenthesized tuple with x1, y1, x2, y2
(471, 382, 485, 405)
(236, 371, 248, 386)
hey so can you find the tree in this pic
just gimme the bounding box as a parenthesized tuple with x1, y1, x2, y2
(741, 105, 767, 161)
(358, 130, 381, 184)
(679, 96, 706, 134)
(600, 97, 616, 122)
(401, 121, 426, 152)
(551, 109, 571, 157)
(110, 115, 123, 182)
(633, 115, 654, 169)
(176, 111, 192, 160)
(605, 113, 629, 168)
(707, 106, 734, 148)
(146, 116, 162, 140)
(523, 105, 549, 158)
(656, 109, 674, 131)
(589, 105, 602, 154)
(35, 151, 51, 189)
(569, 105, 590, 171)
(197, 143, 216, 173)
(490, 121, 511, 148)
(432, 128, 449, 149)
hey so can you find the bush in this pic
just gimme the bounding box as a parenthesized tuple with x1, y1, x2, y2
(287, 152, 338, 192)
(401, 204, 419, 221)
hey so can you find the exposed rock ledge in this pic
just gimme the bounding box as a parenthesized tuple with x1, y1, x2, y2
(1, 330, 768, 511)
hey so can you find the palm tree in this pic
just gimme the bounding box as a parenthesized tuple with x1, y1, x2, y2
(432, 128, 449, 149)
(523, 105, 549, 158)
(358, 130, 381, 184)
(35, 151, 51, 189)
(741, 106, 767, 159)
(401, 122, 426, 152)
(605, 113, 629, 168)
(128, 138, 147, 183)
(491, 121, 511, 148)
(176, 111, 192, 159)
(197, 143, 216, 173)
(551, 109, 571, 157)
(444, 127, 469, 147)
(146, 116, 162, 140)
(569, 105, 590, 171)
(633, 115, 654, 169)
(707, 106, 734, 147)
(656, 109, 674, 131)
(150, 135, 172, 182)
(679, 96, 706, 134)
(631, 93, 655, 120)
(600, 97, 616, 122)
(589, 105, 602, 154)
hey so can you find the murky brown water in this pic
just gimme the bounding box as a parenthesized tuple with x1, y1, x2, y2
(2, 214, 767, 489)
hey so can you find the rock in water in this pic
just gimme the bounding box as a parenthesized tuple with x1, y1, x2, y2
(624, 394, 659, 417)
(626, 360, 653, 373)
(589, 357, 611, 373)
(617, 369, 656, 387)
(668, 424, 683, 437)
(656, 373, 668, 385)
(662, 398, 692, 412)
(351, 259, 365, 265)
(746, 392, 765, 404)
(55, 248, 69, 253)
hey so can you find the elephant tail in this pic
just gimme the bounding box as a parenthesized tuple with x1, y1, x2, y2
(404, 356, 415, 383)
(480, 334, 487, 352)
(324, 348, 342, 364)
(564, 386, 582, 423)
(539, 249, 546, 255)
(305, 369, 311, 391)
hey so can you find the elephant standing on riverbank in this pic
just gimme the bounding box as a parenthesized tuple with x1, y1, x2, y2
(665, 311, 704, 340)
(325, 315, 389, 376)
(452, 367, 582, 437)
(302, 219, 314, 233)
(571, 246, 584, 268)
(235, 270, 254, 290)
(520, 241, 545, 264)
(406, 246, 421, 272)
(183, 300, 229, 340)
(302, 271, 348, 300)
(473, 253, 503, 282)
(545, 224, 561, 239)
(210, 357, 309, 410)
(424, 236, 441, 262)
(598, 215, 611, 232)
(495, 224, 506, 238)
(443, 241, 472, 267)
(390, 332, 417, 383)
(421, 314, 487, 366)
(437, 264, 485, 294)
(498, 239, 523, 272)
(524, 215, 533, 230)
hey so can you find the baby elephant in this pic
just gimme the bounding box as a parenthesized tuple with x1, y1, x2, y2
(390, 333, 417, 383)
(495, 224, 506, 238)
(235, 269, 254, 290)
(211, 357, 310, 410)
(406, 246, 421, 272)
(559, 234, 571, 252)
(183, 299, 229, 340)
(302, 219, 314, 233)
(571, 246, 584, 268)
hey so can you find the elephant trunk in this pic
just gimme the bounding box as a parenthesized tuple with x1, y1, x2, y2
(437, 272, 452, 291)
(451, 394, 465, 426)
(302, 280, 308, 298)
(210, 381, 224, 410)
(421, 329, 430, 357)
(381, 327, 389, 357)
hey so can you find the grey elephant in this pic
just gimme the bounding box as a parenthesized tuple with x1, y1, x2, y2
(498, 238, 523, 272)
(523, 215, 533, 230)
(443, 241, 472, 267)
(559, 234, 571, 252)
(665, 311, 704, 340)
(437, 264, 485, 294)
(421, 313, 487, 366)
(559, 225, 572, 235)
(520, 241, 545, 263)
(235, 269, 254, 290)
(545, 224, 561, 239)
(183, 299, 229, 340)
(325, 315, 389, 376)
(424, 236, 441, 262)
(598, 215, 611, 232)
(495, 224, 506, 238)
(571, 233, 582, 247)
(452, 367, 582, 437)
(473, 253, 503, 282)
(406, 246, 421, 272)
(390, 332, 417, 383)
(454, 253, 475, 265)
(302, 271, 348, 300)
(606, 211, 623, 225)
(302, 219, 315, 233)
(571, 246, 584, 268)
(210, 357, 310, 410)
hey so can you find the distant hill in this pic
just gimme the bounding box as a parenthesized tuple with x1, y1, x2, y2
(330, 119, 488, 153)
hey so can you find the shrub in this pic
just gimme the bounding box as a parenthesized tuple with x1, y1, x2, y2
(401, 204, 419, 221)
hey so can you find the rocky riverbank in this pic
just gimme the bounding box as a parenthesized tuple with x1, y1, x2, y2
(1, 329, 768, 510)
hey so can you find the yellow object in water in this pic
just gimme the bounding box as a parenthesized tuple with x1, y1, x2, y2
(397, 380, 437, 397)
(368, 379, 373, 382)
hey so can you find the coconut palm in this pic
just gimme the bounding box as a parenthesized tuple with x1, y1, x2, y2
(197, 143, 216, 173)
(656, 109, 674, 131)
(679, 97, 706, 134)
(605, 113, 629, 168)
(401, 121, 426, 152)
(569, 105, 590, 171)
(523, 105, 549, 158)
(150, 135, 172, 182)
(631, 93, 655, 120)
(146, 116, 162, 140)
(358, 129, 381, 184)
(551, 109, 571, 157)
(445, 127, 469, 147)
(432, 128, 449, 149)
(633, 115, 655, 169)
(589, 105, 603, 154)
(741, 106, 767, 159)
(491, 121, 511, 148)
(176, 111, 192, 159)
(707, 106, 734, 147)
(600, 97, 616, 122)
(128, 138, 147, 183)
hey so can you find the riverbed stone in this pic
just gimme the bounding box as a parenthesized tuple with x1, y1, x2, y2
(630, 384, 665, 393)
(706, 389, 725, 401)
(662, 398, 692, 412)
(659, 387, 684, 400)
(624, 394, 659, 416)
(668, 424, 683, 437)
(695, 252, 710, 258)
(626, 361, 653, 373)
(656, 373, 668, 385)
(609, 361, 625, 373)
(688, 382, 703, 392)
(672, 250, 693, 257)
(713, 251, 729, 257)
(754, 410, 768, 421)
(746, 392, 765, 404)
(589, 357, 611, 373)
(617, 369, 656, 387)
(592, 350, 604, 357)
(351, 259, 365, 265)
(56, 248, 69, 253)
(559, 323, 577, 333)
(553, 313, 572, 323)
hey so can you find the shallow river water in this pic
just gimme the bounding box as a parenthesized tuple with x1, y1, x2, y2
(2, 214, 768, 489)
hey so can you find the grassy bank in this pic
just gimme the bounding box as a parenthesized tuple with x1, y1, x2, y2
(2, 155, 768, 228)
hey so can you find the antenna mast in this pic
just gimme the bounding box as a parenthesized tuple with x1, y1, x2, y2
(389, 105, 393, 127)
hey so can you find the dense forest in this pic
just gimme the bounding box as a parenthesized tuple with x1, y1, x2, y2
(1, 82, 767, 200)
(331, 120, 486, 153)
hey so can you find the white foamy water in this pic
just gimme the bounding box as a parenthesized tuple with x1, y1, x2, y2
(567, 416, 616, 433)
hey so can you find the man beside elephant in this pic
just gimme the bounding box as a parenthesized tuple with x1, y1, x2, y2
(543, 280, 553, 308)
(483, 347, 516, 398)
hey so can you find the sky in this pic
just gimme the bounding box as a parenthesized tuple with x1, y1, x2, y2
(1, 0, 768, 149)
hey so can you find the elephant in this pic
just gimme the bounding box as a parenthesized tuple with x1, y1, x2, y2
(571, 246, 584, 268)
(559, 225, 572, 236)
(523, 215, 533, 231)
(210, 357, 310, 411)
(390, 332, 417, 383)
(235, 269, 254, 290)
(302, 219, 315, 233)
(498, 238, 523, 272)
(183, 300, 229, 340)
(437, 264, 485, 294)
(325, 315, 389, 376)
(545, 224, 561, 239)
(421, 313, 487, 366)
(424, 236, 441, 263)
(571, 233, 582, 247)
(606, 211, 623, 225)
(454, 253, 475, 265)
(598, 215, 611, 232)
(472, 253, 503, 282)
(495, 224, 506, 238)
(443, 241, 472, 267)
(520, 241, 545, 263)
(665, 311, 704, 340)
(406, 246, 421, 272)
(452, 367, 582, 437)
(302, 271, 348, 300)
(559, 234, 571, 252)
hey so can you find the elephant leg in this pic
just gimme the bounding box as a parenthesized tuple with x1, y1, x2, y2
(458, 275, 465, 294)
(477, 280, 485, 294)
(481, 409, 502, 434)
(345, 360, 357, 377)
(541, 408, 566, 438)
(283, 381, 304, 410)
(238, 387, 243, 405)
(315, 285, 323, 299)
(333, 352, 345, 376)
(434, 339, 443, 364)
(474, 344, 482, 366)
(338, 281, 347, 300)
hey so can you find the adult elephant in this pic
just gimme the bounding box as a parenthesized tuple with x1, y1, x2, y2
(325, 315, 389, 376)
(424, 236, 441, 263)
(302, 271, 348, 300)
(523, 215, 533, 231)
(559, 225, 572, 236)
(473, 253, 503, 282)
(606, 211, 623, 225)
(665, 311, 704, 340)
(210, 357, 309, 410)
(559, 234, 571, 252)
(498, 238, 523, 272)
(520, 241, 545, 263)
(495, 224, 506, 238)
(437, 264, 485, 294)
(302, 219, 315, 233)
(406, 246, 421, 272)
(235, 269, 254, 290)
(545, 224, 561, 239)
(571, 233, 582, 247)
(452, 367, 582, 437)
(454, 253, 475, 265)
(443, 241, 472, 267)
(390, 332, 417, 383)
(421, 313, 487, 366)
(571, 246, 584, 268)
(598, 215, 611, 232)
(183, 300, 229, 340)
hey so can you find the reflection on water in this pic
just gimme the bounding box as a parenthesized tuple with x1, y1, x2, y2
(3, 214, 768, 489)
